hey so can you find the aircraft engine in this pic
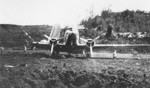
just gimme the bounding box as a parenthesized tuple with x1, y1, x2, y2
(86, 39, 95, 57)
(86, 39, 94, 47)
(50, 39, 58, 46)
(49, 39, 58, 54)
(30, 42, 38, 50)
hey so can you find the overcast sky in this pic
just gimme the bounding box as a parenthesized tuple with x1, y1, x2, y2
(0, 0, 150, 27)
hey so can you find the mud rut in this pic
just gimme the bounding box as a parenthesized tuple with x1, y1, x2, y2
(0, 53, 150, 88)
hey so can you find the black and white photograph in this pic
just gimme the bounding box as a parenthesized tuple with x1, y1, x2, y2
(0, 0, 150, 88)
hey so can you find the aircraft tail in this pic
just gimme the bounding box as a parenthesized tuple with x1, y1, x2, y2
(49, 24, 61, 40)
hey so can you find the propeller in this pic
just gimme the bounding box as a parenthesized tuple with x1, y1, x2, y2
(44, 34, 51, 41)
(49, 39, 59, 55)
(21, 29, 37, 50)
(24, 39, 37, 50)
(85, 36, 100, 57)
(50, 43, 54, 54)
(22, 29, 34, 42)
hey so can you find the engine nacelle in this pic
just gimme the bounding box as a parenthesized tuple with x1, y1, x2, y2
(30, 42, 38, 50)
(86, 39, 94, 47)
(50, 39, 58, 46)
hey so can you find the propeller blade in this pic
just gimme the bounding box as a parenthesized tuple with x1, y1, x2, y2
(25, 39, 29, 44)
(50, 43, 54, 55)
(89, 45, 93, 57)
(22, 30, 28, 36)
(24, 45, 27, 51)
(28, 36, 34, 42)
(21, 29, 34, 42)
(44, 34, 51, 40)
(80, 38, 88, 42)
(92, 36, 100, 42)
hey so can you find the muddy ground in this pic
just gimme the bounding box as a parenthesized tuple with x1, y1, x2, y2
(0, 52, 150, 88)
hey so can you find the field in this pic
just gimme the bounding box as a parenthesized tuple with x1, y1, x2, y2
(0, 51, 150, 88)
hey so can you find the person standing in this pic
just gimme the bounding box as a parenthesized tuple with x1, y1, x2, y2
(64, 27, 77, 46)
(105, 23, 113, 38)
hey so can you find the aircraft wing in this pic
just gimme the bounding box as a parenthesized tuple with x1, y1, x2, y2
(93, 44, 150, 47)
(31, 42, 87, 51)
(30, 43, 51, 50)
(53, 43, 87, 52)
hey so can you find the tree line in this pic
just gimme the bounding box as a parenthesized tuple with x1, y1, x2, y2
(80, 9, 150, 38)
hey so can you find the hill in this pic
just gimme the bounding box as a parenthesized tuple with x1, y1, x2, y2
(0, 24, 52, 48)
